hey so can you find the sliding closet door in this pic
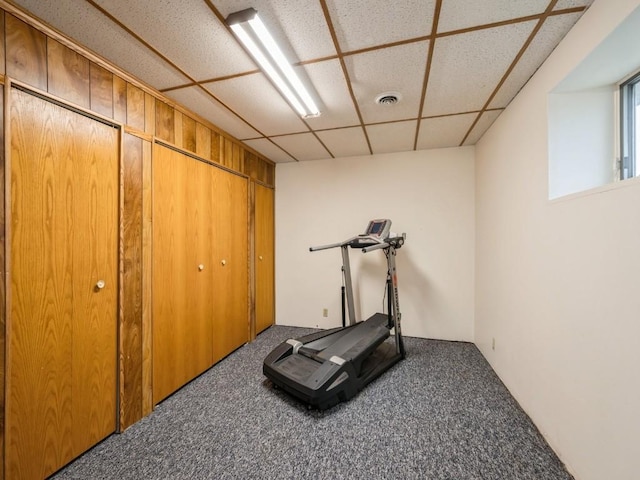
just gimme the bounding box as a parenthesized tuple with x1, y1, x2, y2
(255, 183, 275, 334)
(7, 88, 119, 479)
(212, 168, 249, 362)
(152, 145, 213, 404)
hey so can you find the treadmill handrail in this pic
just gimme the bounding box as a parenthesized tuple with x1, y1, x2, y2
(362, 234, 406, 253)
(310, 235, 373, 252)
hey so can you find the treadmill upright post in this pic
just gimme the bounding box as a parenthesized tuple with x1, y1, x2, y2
(341, 244, 356, 326)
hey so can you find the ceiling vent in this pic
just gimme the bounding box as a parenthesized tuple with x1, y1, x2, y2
(375, 91, 402, 106)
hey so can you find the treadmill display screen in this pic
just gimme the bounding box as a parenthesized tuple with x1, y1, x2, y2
(367, 220, 387, 237)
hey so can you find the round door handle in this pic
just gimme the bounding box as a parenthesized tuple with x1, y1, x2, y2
(198, 264, 205, 271)
(259, 255, 263, 261)
(221, 259, 227, 266)
(95, 280, 106, 290)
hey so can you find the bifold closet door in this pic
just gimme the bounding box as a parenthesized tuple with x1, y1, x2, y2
(255, 183, 275, 334)
(212, 168, 249, 362)
(8, 88, 118, 479)
(152, 145, 213, 404)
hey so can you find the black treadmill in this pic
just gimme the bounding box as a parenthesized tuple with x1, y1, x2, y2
(263, 219, 406, 410)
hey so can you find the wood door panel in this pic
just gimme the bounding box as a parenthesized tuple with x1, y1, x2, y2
(8, 88, 118, 479)
(152, 144, 188, 404)
(152, 145, 214, 404)
(70, 115, 118, 453)
(255, 184, 275, 334)
(212, 169, 248, 362)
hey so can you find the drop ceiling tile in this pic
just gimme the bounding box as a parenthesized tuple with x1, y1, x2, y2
(438, 0, 549, 33)
(346, 41, 429, 124)
(91, 0, 256, 81)
(366, 120, 417, 154)
(325, 0, 436, 52)
(243, 138, 296, 163)
(12, 0, 189, 90)
(554, 0, 595, 9)
(303, 59, 360, 130)
(463, 110, 502, 145)
(271, 133, 331, 161)
(490, 13, 584, 109)
(423, 21, 536, 117)
(316, 127, 370, 158)
(416, 113, 477, 150)
(165, 86, 260, 140)
(213, 0, 335, 62)
(204, 73, 307, 137)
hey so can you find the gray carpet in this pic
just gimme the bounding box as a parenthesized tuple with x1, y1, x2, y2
(51, 326, 573, 479)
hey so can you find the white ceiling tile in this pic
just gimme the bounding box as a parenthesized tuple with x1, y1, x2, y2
(204, 73, 307, 137)
(12, 0, 190, 90)
(463, 110, 502, 145)
(490, 13, 584, 109)
(554, 0, 595, 10)
(303, 59, 360, 130)
(165, 86, 260, 140)
(316, 127, 370, 158)
(424, 21, 536, 116)
(366, 120, 417, 154)
(271, 133, 331, 161)
(243, 138, 296, 163)
(346, 41, 429, 123)
(325, 0, 436, 52)
(91, 0, 256, 81)
(438, 0, 549, 33)
(212, 0, 335, 62)
(417, 114, 477, 150)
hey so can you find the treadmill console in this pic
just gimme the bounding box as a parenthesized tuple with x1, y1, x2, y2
(364, 219, 392, 238)
(351, 219, 392, 248)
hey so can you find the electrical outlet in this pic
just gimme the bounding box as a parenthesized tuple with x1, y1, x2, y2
(322, 308, 328, 317)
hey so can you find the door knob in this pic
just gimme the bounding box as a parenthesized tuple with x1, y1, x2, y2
(198, 264, 205, 271)
(221, 259, 227, 266)
(259, 255, 263, 261)
(95, 280, 105, 290)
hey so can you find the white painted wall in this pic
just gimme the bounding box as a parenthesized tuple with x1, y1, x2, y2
(475, 1, 640, 479)
(275, 147, 475, 341)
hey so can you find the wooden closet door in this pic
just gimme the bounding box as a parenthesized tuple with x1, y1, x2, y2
(255, 183, 275, 334)
(152, 145, 213, 404)
(8, 88, 118, 479)
(212, 168, 249, 362)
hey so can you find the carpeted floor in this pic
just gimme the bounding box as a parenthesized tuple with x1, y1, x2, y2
(51, 326, 573, 480)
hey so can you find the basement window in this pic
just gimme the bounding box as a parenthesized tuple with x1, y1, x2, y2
(619, 71, 640, 180)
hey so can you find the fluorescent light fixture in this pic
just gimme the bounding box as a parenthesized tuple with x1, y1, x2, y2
(226, 8, 320, 118)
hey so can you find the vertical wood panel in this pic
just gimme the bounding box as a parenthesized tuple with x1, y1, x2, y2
(173, 110, 183, 148)
(195, 122, 211, 160)
(211, 131, 221, 163)
(0, 11, 6, 75)
(47, 38, 90, 108)
(141, 140, 153, 416)
(144, 93, 155, 136)
(120, 133, 143, 430)
(90, 62, 113, 118)
(182, 115, 196, 153)
(0, 85, 5, 479)
(155, 100, 174, 144)
(113, 75, 127, 124)
(5, 14, 47, 90)
(126, 84, 145, 131)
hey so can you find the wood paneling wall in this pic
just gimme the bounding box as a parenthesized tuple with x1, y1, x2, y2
(2, 10, 275, 184)
(0, 5, 276, 475)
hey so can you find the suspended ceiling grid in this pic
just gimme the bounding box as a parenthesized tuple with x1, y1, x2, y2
(9, 0, 594, 162)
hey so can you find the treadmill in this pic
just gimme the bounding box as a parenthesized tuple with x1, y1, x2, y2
(263, 219, 406, 410)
